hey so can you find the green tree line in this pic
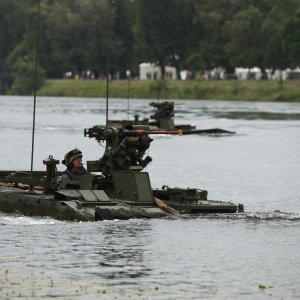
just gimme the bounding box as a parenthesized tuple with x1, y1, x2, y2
(0, 0, 299, 94)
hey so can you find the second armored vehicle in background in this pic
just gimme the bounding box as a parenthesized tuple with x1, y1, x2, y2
(108, 101, 235, 135)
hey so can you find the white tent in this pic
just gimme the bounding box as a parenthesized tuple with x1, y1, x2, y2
(139, 63, 177, 80)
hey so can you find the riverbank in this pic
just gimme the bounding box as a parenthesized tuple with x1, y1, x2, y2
(37, 79, 300, 101)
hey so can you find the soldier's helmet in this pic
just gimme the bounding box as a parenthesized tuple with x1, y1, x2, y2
(62, 148, 82, 166)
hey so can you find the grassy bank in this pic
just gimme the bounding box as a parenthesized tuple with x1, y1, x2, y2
(37, 79, 300, 101)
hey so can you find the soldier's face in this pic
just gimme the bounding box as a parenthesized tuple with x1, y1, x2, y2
(72, 157, 82, 169)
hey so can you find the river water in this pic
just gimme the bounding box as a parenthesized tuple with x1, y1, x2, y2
(0, 96, 300, 299)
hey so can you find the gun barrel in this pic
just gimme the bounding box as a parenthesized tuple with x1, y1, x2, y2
(84, 127, 183, 140)
(135, 129, 182, 136)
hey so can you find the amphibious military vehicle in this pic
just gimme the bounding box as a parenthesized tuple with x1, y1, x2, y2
(0, 125, 243, 221)
(108, 101, 235, 135)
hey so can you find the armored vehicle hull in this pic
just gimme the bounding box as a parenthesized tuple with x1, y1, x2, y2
(0, 172, 240, 221)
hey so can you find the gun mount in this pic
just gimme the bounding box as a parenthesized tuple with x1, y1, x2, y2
(84, 125, 180, 176)
(149, 101, 175, 130)
(0, 124, 243, 222)
(150, 101, 174, 120)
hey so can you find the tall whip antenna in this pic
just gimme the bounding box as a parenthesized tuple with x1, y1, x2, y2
(31, 0, 41, 173)
(105, 0, 112, 126)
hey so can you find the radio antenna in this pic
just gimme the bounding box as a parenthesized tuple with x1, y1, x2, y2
(30, 0, 41, 173)
(105, 0, 112, 126)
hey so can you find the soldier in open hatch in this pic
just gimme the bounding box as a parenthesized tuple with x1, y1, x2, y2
(62, 148, 89, 180)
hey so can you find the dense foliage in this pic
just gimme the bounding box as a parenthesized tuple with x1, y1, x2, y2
(0, 0, 299, 94)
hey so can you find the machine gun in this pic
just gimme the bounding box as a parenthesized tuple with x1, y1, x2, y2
(149, 101, 176, 130)
(84, 125, 181, 176)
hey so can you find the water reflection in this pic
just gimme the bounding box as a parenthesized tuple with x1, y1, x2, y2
(93, 220, 153, 281)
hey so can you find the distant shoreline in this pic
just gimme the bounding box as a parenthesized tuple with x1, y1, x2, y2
(37, 79, 300, 102)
